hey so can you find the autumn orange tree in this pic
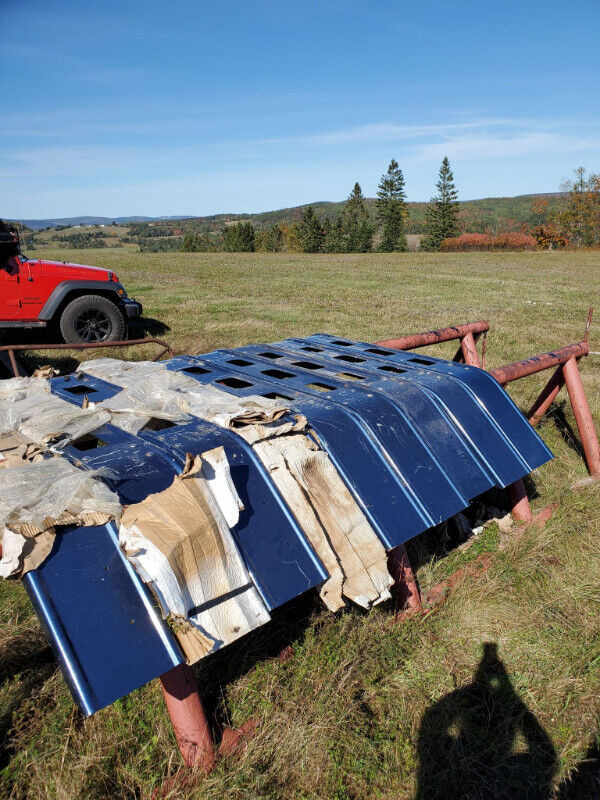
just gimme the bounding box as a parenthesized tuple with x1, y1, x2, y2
(558, 167, 600, 246)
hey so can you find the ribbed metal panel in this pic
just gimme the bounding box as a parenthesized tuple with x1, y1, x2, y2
(26, 336, 551, 715)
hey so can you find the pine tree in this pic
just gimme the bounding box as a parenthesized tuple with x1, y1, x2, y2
(298, 206, 325, 253)
(376, 159, 408, 251)
(421, 157, 460, 251)
(222, 221, 255, 252)
(323, 216, 345, 253)
(344, 182, 373, 252)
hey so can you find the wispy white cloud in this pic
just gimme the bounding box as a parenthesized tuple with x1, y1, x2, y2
(259, 117, 600, 148)
(409, 132, 600, 162)
(261, 119, 524, 146)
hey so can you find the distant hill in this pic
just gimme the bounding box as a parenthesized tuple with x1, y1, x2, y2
(9, 192, 567, 235)
(165, 192, 567, 236)
(13, 215, 195, 231)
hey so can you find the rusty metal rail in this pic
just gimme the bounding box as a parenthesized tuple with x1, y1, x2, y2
(375, 312, 600, 524)
(0, 337, 174, 378)
(376, 320, 488, 365)
(489, 341, 590, 385)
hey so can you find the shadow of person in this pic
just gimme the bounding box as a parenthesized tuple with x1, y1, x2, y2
(416, 642, 557, 800)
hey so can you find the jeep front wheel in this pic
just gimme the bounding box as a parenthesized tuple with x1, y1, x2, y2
(59, 295, 126, 344)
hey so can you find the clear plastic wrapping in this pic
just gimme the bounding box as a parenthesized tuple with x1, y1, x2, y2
(0, 376, 109, 446)
(0, 458, 121, 531)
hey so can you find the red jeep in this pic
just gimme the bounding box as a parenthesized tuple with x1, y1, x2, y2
(0, 220, 141, 343)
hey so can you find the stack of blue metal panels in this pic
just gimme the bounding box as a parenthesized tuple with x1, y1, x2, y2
(22, 335, 552, 715)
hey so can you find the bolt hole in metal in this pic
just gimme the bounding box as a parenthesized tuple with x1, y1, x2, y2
(74, 309, 112, 342)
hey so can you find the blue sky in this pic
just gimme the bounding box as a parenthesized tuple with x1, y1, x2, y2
(3, 0, 599, 218)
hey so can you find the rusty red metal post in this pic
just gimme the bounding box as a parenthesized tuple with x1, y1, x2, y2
(160, 664, 215, 771)
(458, 331, 482, 367)
(506, 478, 533, 523)
(527, 365, 565, 426)
(387, 545, 421, 611)
(489, 341, 589, 386)
(376, 320, 489, 352)
(562, 356, 600, 476)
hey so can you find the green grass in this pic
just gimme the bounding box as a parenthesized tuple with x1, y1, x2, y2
(1, 249, 600, 799)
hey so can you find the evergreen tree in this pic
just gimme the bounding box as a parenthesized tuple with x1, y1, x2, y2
(343, 182, 373, 252)
(180, 232, 213, 252)
(376, 159, 407, 251)
(298, 206, 324, 253)
(222, 221, 255, 252)
(323, 216, 345, 253)
(255, 224, 283, 251)
(421, 156, 460, 251)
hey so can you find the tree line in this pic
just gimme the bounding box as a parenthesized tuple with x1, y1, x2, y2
(180, 157, 460, 253)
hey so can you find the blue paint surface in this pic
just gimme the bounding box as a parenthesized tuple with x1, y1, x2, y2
(23, 335, 552, 715)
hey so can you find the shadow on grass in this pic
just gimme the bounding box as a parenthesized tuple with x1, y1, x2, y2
(127, 316, 171, 338)
(194, 590, 320, 731)
(416, 642, 557, 800)
(547, 401, 586, 463)
(556, 740, 600, 799)
(0, 662, 57, 770)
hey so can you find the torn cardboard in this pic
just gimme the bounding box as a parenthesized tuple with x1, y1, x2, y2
(254, 435, 392, 610)
(0, 526, 56, 579)
(119, 451, 269, 663)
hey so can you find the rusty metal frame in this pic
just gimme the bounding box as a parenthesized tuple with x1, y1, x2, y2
(0, 337, 175, 378)
(380, 312, 599, 620)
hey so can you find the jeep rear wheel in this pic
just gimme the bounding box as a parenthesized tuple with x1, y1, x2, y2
(59, 295, 126, 344)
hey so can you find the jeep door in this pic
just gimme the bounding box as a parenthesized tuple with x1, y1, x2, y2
(0, 257, 22, 318)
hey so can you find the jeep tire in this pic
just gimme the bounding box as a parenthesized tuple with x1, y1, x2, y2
(59, 294, 126, 344)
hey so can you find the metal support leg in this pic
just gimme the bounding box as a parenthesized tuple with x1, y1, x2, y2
(387, 545, 421, 611)
(528, 365, 565, 426)
(160, 664, 215, 771)
(562, 356, 600, 476)
(460, 331, 482, 367)
(506, 478, 533, 523)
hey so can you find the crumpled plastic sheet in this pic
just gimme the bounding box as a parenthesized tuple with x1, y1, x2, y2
(0, 376, 110, 446)
(0, 458, 121, 531)
(78, 358, 167, 384)
(80, 358, 293, 436)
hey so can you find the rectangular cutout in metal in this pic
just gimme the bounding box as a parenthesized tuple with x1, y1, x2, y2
(338, 372, 364, 381)
(217, 377, 253, 389)
(262, 391, 294, 401)
(331, 340, 352, 346)
(261, 369, 295, 379)
(378, 365, 407, 374)
(306, 382, 337, 392)
(291, 361, 323, 370)
(365, 348, 393, 356)
(71, 434, 108, 452)
(64, 385, 98, 395)
(334, 354, 365, 363)
(259, 352, 283, 359)
(301, 346, 323, 353)
(228, 358, 253, 367)
(141, 418, 177, 432)
(409, 357, 436, 366)
(183, 366, 211, 375)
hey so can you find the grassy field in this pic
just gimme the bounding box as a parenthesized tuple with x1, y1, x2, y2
(1, 249, 599, 799)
